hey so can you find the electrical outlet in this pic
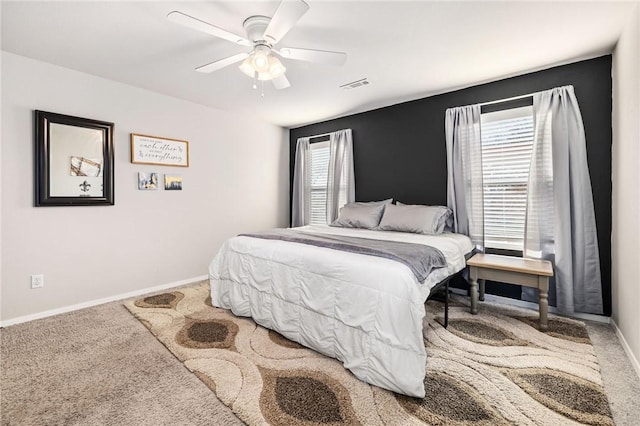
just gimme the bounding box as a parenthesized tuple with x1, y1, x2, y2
(31, 274, 44, 289)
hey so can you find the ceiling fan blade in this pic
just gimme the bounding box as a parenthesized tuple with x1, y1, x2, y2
(277, 47, 347, 66)
(263, 0, 310, 44)
(195, 52, 249, 73)
(168, 11, 252, 47)
(272, 74, 291, 90)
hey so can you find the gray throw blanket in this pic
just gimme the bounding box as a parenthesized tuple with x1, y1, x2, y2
(239, 229, 446, 282)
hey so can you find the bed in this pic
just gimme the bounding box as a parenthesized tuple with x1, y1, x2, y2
(208, 223, 473, 397)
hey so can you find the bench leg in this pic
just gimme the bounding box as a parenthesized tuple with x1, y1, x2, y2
(538, 276, 549, 331)
(479, 279, 485, 302)
(470, 277, 479, 315)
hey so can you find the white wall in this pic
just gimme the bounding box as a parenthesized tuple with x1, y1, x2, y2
(612, 4, 640, 376)
(1, 51, 289, 323)
(0, 5, 4, 324)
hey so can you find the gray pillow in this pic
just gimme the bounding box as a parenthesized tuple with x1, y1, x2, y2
(378, 204, 452, 234)
(396, 202, 453, 233)
(348, 198, 393, 207)
(331, 203, 387, 229)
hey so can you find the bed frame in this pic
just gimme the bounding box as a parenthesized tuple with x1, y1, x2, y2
(425, 268, 467, 328)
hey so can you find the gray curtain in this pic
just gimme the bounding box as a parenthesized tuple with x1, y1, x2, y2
(524, 85, 603, 315)
(445, 104, 484, 250)
(326, 129, 355, 223)
(291, 137, 310, 227)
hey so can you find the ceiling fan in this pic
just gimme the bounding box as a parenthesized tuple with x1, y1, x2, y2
(168, 0, 347, 90)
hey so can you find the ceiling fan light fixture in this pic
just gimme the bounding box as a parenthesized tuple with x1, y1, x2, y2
(268, 55, 286, 78)
(252, 54, 269, 72)
(239, 57, 255, 78)
(239, 48, 286, 81)
(256, 71, 273, 81)
(251, 45, 271, 72)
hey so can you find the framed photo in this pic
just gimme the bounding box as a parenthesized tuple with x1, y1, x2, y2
(130, 133, 189, 167)
(164, 175, 182, 191)
(34, 110, 114, 206)
(138, 172, 158, 190)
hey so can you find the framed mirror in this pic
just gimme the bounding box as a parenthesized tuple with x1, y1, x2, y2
(35, 110, 114, 206)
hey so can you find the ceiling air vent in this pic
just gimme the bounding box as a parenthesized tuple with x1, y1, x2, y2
(340, 78, 370, 90)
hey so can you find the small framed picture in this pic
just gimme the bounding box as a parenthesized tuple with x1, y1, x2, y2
(164, 175, 182, 191)
(138, 172, 158, 190)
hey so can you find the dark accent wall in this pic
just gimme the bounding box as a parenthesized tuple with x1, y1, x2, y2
(289, 56, 613, 316)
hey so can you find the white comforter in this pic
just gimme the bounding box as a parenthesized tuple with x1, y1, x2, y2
(208, 225, 473, 397)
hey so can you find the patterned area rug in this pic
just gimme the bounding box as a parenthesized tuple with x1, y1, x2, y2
(125, 282, 613, 425)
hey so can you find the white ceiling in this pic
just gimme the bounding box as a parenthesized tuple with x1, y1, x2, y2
(1, 1, 636, 128)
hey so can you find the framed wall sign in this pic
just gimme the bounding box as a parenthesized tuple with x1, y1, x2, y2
(130, 133, 189, 167)
(34, 110, 115, 206)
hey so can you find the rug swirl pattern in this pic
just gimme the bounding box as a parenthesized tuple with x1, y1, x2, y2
(125, 282, 613, 425)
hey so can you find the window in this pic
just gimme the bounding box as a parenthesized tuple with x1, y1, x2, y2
(309, 141, 348, 225)
(309, 141, 330, 225)
(480, 105, 534, 251)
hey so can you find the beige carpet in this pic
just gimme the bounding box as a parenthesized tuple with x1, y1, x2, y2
(125, 281, 614, 426)
(1, 300, 242, 426)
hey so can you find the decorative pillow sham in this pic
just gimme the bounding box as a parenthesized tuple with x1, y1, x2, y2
(378, 204, 452, 234)
(331, 203, 387, 229)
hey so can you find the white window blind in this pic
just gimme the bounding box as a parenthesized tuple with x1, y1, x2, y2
(310, 141, 330, 225)
(480, 106, 534, 251)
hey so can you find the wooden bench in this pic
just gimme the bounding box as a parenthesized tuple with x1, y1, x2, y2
(467, 253, 554, 330)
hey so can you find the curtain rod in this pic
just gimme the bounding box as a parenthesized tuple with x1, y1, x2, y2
(305, 128, 350, 139)
(479, 91, 536, 107)
(309, 132, 332, 139)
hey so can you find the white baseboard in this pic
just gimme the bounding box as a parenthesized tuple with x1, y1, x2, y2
(611, 319, 640, 380)
(449, 288, 610, 324)
(0, 275, 208, 328)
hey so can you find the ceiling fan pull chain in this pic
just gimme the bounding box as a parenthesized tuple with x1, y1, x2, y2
(253, 71, 258, 90)
(261, 80, 265, 98)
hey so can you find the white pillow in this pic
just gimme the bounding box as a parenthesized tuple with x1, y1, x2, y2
(378, 204, 452, 234)
(331, 203, 387, 229)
